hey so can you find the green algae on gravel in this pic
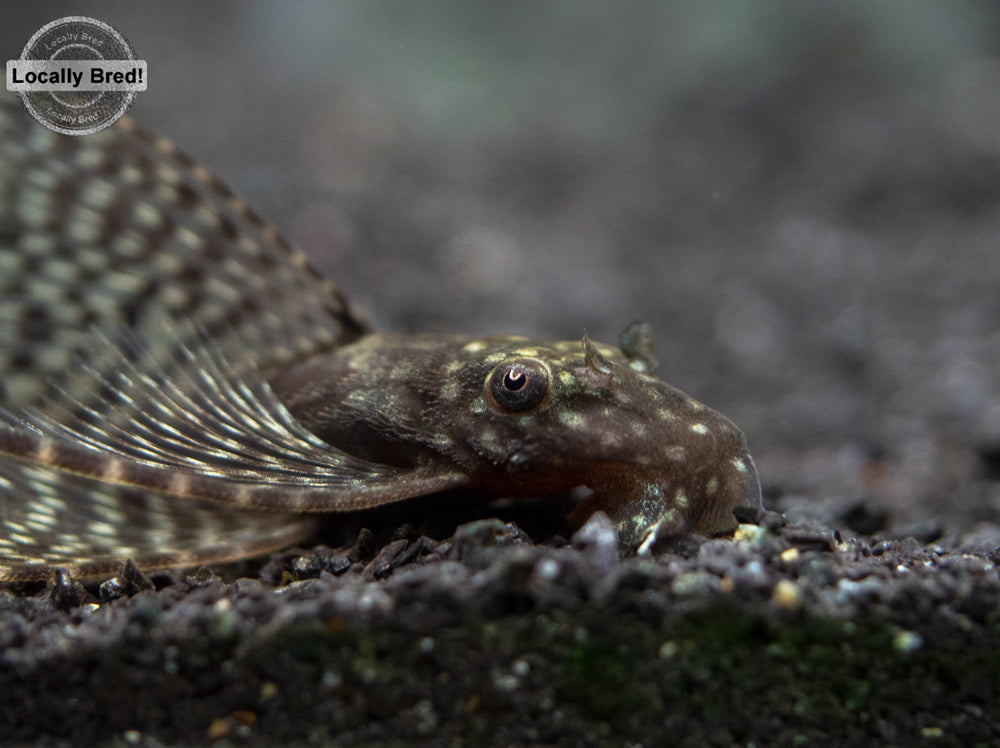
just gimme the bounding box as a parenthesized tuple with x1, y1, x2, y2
(235, 597, 1000, 747)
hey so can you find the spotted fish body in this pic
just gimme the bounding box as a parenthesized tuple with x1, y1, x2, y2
(0, 94, 761, 582)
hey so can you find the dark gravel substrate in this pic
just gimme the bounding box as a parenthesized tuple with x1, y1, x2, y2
(4, 510, 1000, 747)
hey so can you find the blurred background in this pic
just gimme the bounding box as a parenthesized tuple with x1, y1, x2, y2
(4, 1, 1000, 538)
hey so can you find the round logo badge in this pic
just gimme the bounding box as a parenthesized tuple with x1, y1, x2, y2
(7, 16, 147, 135)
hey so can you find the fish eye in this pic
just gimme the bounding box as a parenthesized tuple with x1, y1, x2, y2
(486, 358, 550, 412)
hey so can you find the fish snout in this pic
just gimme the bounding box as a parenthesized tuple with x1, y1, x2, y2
(588, 419, 763, 548)
(686, 446, 762, 537)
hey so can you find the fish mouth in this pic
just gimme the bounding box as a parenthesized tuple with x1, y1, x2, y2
(684, 451, 762, 536)
(574, 448, 763, 548)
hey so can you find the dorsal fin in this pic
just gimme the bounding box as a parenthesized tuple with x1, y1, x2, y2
(0, 92, 371, 412)
(0, 93, 388, 581)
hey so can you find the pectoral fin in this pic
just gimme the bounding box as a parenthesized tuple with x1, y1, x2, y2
(0, 328, 467, 580)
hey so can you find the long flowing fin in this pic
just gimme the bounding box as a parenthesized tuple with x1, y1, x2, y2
(0, 92, 369, 412)
(0, 461, 320, 583)
(0, 326, 466, 512)
(0, 93, 453, 581)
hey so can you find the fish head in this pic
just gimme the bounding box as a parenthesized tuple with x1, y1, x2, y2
(271, 326, 762, 547)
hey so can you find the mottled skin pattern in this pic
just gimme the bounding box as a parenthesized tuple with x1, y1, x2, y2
(0, 93, 761, 582)
(271, 332, 761, 546)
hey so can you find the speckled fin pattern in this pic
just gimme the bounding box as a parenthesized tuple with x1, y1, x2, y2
(0, 94, 458, 581)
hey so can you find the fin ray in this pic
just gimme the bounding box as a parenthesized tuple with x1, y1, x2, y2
(3, 324, 467, 505)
